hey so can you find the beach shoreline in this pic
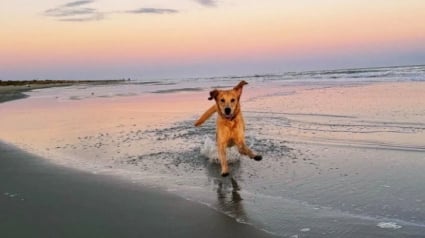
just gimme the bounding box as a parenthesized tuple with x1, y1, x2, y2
(0, 141, 275, 238)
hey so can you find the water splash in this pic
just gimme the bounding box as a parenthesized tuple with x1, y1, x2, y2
(200, 136, 242, 164)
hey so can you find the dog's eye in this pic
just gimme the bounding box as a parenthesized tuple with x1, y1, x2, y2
(231, 98, 235, 103)
(220, 99, 225, 103)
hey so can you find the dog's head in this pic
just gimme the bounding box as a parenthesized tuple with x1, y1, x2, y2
(208, 80, 248, 120)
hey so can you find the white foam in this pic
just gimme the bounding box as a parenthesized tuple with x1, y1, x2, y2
(200, 136, 242, 163)
(377, 222, 402, 230)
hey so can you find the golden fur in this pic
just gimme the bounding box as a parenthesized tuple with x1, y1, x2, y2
(195, 80, 262, 176)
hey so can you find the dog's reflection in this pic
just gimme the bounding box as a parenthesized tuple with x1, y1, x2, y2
(206, 161, 247, 221)
(217, 177, 242, 201)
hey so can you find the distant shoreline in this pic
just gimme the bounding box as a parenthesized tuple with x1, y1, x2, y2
(0, 79, 127, 103)
(0, 79, 127, 86)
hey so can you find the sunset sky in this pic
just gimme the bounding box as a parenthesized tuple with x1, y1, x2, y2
(1, 0, 425, 80)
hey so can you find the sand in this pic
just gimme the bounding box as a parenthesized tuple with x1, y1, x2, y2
(1, 80, 425, 237)
(0, 142, 274, 238)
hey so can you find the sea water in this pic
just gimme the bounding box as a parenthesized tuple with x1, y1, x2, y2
(3, 65, 425, 237)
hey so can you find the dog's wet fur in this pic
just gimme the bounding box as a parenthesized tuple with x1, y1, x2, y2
(195, 81, 262, 176)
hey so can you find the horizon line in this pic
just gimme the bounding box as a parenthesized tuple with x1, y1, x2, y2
(1, 63, 424, 82)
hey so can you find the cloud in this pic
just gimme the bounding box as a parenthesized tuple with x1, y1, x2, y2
(126, 8, 179, 14)
(45, 7, 96, 17)
(64, 0, 94, 7)
(44, 0, 103, 22)
(58, 13, 105, 22)
(44, 1, 179, 22)
(194, 0, 217, 7)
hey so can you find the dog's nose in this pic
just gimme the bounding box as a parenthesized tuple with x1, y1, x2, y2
(224, 107, 231, 115)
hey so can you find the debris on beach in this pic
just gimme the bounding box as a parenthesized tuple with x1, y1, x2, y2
(377, 222, 402, 230)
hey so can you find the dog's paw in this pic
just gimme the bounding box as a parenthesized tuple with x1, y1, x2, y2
(221, 171, 230, 177)
(253, 155, 262, 161)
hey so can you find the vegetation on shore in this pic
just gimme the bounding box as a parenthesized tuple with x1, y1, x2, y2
(0, 79, 127, 86)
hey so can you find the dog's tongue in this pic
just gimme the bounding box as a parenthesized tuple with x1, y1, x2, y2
(224, 114, 233, 119)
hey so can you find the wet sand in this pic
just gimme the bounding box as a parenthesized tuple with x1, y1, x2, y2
(0, 142, 274, 238)
(1, 80, 425, 237)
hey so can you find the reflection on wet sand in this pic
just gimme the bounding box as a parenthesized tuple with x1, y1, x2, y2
(206, 161, 248, 222)
(216, 178, 246, 221)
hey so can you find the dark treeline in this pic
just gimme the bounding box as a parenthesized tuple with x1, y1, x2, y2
(0, 79, 127, 86)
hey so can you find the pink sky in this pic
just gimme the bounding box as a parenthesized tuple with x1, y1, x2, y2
(1, 0, 425, 80)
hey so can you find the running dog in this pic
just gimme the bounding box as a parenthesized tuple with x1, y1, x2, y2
(195, 80, 262, 177)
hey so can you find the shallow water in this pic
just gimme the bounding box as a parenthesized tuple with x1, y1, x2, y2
(1, 65, 425, 237)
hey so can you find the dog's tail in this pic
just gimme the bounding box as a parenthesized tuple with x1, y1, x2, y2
(194, 105, 217, 127)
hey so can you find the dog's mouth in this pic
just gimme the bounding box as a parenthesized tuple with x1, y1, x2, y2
(223, 113, 233, 119)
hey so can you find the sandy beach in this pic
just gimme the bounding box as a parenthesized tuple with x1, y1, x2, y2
(0, 142, 273, 238)
(1, 68, 425, 237)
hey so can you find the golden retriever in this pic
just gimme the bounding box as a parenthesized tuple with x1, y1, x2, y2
(195, 80, 262, 176)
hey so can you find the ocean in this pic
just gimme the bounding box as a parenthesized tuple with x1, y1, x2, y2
(1, 65, 425, 237)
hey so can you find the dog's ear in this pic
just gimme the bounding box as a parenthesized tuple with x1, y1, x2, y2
(233, 80, 248, 91)
(208, 89, 219, 100)
(233, 80, 248, 99)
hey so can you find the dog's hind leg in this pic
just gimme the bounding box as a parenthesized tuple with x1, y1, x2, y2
(236, 140, 262, 161)
(194, 105, 217, 127)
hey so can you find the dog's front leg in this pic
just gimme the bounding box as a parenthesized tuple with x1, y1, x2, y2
(217, 142, 229, 177)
